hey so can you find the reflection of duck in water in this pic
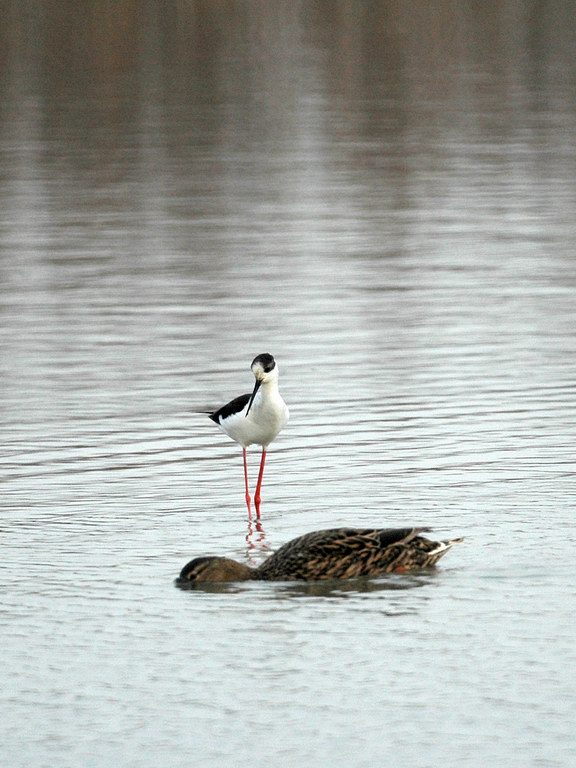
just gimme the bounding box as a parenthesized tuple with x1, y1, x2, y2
(178, 527, 463, 584)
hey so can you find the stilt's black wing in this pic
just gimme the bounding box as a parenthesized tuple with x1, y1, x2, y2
(209, 393, 251, 424)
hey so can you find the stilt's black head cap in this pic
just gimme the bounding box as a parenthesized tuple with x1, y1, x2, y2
(251, 353, 275, 372)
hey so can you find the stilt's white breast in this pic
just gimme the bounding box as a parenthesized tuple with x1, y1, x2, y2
(219, 386, 288, 448)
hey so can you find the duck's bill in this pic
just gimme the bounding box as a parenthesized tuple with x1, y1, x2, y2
(245, 379, 261, 417)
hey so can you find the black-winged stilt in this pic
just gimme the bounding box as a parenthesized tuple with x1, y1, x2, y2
(209, 353, 289, 517)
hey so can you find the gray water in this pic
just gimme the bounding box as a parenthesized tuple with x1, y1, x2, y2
(2, 2, 576, 767)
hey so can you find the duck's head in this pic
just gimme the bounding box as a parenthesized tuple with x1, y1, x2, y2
(178, 556, 256, 583)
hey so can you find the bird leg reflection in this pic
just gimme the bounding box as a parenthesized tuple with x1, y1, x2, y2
(245, 514, 268, 554)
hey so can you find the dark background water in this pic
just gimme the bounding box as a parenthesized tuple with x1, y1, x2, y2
(1, 2, 575, 767)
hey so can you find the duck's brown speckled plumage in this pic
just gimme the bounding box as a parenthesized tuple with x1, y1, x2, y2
(178, 527, 463, 584)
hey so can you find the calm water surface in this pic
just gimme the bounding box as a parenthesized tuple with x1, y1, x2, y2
(1, 3, 576, 767)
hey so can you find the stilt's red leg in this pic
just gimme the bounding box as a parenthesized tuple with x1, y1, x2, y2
(254, 448, 267, 518)
(243, 448, 252, 515)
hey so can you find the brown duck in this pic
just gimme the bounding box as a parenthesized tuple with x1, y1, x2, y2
(178, 527, 463, 583)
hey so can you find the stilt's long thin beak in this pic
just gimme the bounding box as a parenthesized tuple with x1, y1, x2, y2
(246, 379, 261, 417)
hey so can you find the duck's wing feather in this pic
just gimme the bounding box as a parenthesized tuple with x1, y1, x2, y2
(257, 527, 432, 581)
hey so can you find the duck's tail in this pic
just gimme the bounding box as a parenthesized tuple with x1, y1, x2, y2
(427, 537, 464, 565)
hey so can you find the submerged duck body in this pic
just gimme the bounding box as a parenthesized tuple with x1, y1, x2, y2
(178, 527, 463, 584)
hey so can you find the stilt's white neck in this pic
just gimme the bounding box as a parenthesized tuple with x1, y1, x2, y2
(260, 376, 280, 392)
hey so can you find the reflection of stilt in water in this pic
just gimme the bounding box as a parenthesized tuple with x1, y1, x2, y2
(245, 514, 269, 556)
